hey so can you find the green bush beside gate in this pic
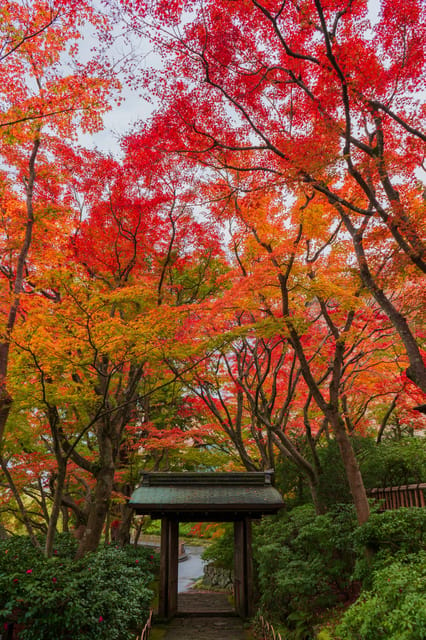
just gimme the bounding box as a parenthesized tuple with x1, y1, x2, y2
(0, 534, 158, 640)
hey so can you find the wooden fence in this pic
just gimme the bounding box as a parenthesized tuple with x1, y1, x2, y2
(369, 483, 426, 510)
(135, 609, 153, 640)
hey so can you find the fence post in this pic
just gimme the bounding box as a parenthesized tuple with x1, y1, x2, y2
(257, 614, 283, 640)
(137, 609, 153, 640)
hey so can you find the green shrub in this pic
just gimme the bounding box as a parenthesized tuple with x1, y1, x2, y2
(0, 537, 156, 640)
(253, 505, 358, 637)
(336, 552, 426, 640)
(353, 508, 426, 586)
(51, 532, 79, 558)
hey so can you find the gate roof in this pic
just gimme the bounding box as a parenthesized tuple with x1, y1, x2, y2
(129, 471, 284, 521)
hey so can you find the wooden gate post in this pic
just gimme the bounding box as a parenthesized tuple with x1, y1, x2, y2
(168, 518, 179, 617)
(159, 517, 179, 619)
(234, 518, 253, 618)
(159, 516, 170, 619)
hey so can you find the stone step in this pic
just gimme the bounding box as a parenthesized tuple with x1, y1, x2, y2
(153, 592, 248, 640)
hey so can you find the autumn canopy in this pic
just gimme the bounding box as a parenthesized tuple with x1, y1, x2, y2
(0, 0, 424, 556)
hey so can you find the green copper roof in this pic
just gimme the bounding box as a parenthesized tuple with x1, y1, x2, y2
(129, 472, 284, 520)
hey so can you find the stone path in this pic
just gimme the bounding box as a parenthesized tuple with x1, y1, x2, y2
(162, 615, 247, 640)
(178, 591, 235, 614)
(152, 592, 249, 640)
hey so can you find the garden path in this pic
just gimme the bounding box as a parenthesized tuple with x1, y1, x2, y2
(152, 592, 249, 640)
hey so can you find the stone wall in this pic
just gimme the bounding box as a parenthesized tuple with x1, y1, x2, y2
(201, 562, 233, 591)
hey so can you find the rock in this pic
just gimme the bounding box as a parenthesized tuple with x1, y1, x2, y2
(201, 563, 233, 591)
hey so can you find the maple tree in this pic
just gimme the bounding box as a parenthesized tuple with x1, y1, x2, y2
(0, 1, 120, 555)
(0, 1, 113, 131)
(167, 179, 425, 521)
(0, 0, 115, 453)
(121, 0, 425, 394)
(106, 0, 425, 524)
(2, 138, 227, 555)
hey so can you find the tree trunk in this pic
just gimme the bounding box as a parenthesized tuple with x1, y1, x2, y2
(271, 431, 325, 514)
(340, 210, 426, 395)
(285, 324, 370, 524)
(75, 454, 115, 559)
(118, 503, 133, 546)
(0, 385, 12, 454)
(45, 460, 67, 557)
(307, 477, 326, 515)
(61, 505, 69, 532)
(330, 412, 370, 524)
(133, 518, 144, 546)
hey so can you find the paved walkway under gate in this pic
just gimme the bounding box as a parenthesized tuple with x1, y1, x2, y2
(151, 592, 252, 640)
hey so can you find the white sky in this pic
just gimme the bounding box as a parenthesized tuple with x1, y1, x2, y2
(76, 20, 159, 154)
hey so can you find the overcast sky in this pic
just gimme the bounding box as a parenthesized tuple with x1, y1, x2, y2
(76, 18, 159, 154)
